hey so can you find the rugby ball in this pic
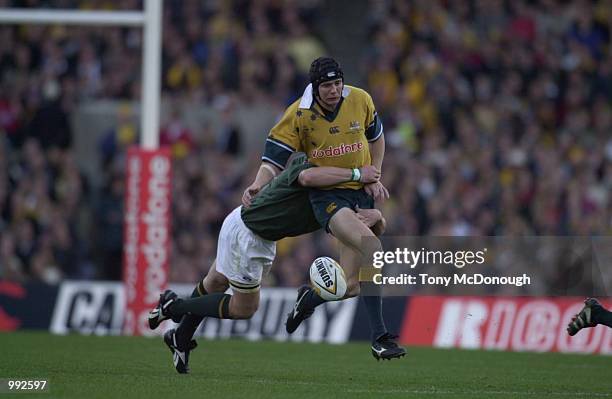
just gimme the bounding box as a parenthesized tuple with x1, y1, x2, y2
(309, 257, 347, 301)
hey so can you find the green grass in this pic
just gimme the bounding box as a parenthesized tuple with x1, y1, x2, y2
(0, 332, 611, 399)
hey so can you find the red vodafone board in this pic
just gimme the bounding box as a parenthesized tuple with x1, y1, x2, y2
(123, 147, 172, 336)
(401, 296, 612, 355)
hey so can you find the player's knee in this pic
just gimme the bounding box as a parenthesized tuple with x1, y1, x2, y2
(229, 300, 258, 319)
(204, 273, 228, 293)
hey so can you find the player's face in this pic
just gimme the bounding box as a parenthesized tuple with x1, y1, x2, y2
(317, 79, 343, 110)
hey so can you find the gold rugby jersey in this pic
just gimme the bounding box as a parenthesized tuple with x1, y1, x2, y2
(263, 84, 384, 190)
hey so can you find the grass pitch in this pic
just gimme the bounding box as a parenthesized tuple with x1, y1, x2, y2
(0, 332, 611, 399)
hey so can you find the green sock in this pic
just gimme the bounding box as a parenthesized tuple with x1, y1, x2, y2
(169, 292, 232, 320)
(176, 281, 207, 344)
(594, 307, 612, 328)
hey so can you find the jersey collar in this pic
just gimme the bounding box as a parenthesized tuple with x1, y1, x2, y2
(298, 83, 351, 109)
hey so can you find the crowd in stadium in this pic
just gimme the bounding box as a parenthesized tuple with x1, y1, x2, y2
(0, 0, 610, 292)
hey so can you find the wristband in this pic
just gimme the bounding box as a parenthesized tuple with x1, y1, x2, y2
(351, 168, 361, 182)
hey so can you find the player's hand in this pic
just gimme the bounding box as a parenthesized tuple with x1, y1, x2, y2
(242, 184, 261, 207)
(364, 181, 389, 202)
(355, 206, 382, 227)
(359, 165, 380, 183)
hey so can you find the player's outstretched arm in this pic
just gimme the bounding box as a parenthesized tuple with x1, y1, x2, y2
(242, 162, 282, 207)
(364, 134, 389, 202)
(298, 165, 380, 187)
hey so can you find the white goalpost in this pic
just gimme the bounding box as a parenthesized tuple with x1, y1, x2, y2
(0, 2, 170, 336)
(0, 2, 163, 149)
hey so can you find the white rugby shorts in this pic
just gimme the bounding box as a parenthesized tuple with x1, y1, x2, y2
(215, 206, 276, 293)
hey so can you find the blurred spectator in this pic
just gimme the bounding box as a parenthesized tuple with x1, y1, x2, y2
(213, 95, 241, 156)
(0, 0, 610, 294)
(94, 173, 124, 280)
(0, 231, 25, 281)
(98, 104, 139, 167)
(160, 107, 195, 159)
(363, 0, 611, 243)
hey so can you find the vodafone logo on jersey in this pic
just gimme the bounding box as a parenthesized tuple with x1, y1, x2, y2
(311, 142, 363, 159)
(401, 296, 612, 355)
(123, 147, 172, 336)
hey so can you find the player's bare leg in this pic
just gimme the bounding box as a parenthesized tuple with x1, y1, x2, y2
(152, 274, 260, 324)
(286, 208, 376, 333)
(151, 259, 262, 318)
(339, 240, 362, 298)
(328, 208, 382, 265)
(323, 208, 405, 360)
(286, 208, 404, 359)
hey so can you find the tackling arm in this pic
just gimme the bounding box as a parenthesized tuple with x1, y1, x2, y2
(252, 162, 281, 188)
(298, 165, 380, 188)
(242, 162, 282, 207)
